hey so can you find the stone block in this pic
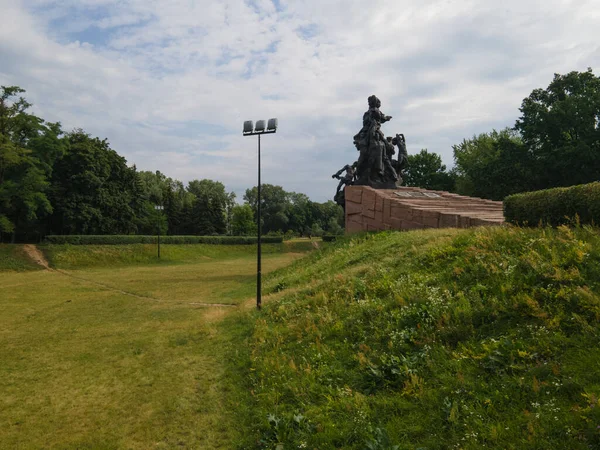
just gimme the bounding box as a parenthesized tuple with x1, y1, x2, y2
(401, 220, 425, 230)
(345, 200, 363, 216)
(346, 220, 364, 234)
(362, 204, 375, 219)
(375, 194, 384, 212)
(386, 217, 401, 229)
(345, 186, 363, 204)
(383, 198, 391, 223)
(362, 188, 377, 208)
(390, 203, 411, 220)
(439, 213, 459, 228)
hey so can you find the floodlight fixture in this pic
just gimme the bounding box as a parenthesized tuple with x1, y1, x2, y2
(242, 117, 279, 309)
(243, 120, 254, 134)
(267, 118, 278, 131)
(254, 120, 266, 132)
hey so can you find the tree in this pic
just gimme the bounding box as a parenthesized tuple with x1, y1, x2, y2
(403, 149, 455, 191)
(515, 68, 600, 189)
(244, 184, 289, 234)
(231, 204, 256, 235)
(0, 86, 60, 241)
(186, 179, 229, 235)
(452, 128, 534, 200)
(48, 130, 143, 235)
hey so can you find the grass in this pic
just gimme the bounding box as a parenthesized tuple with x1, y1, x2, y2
(224, 225, 600, 449)
(0, 244, 43, 271)
(0, 243, 311, 449)
(42, 241, 316, 270)
(5, 226, 600, 449)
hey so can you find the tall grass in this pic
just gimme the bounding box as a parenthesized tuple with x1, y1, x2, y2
(0, 245, 42, 271)
(225, 226, 600, 449)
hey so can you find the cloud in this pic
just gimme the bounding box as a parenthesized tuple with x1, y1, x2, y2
(1, 0, 599, 201)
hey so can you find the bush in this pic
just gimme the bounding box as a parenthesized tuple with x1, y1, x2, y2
(322, 235, 338, 242)
(44, 235, 283, 245)
(504, 182, 600, 226)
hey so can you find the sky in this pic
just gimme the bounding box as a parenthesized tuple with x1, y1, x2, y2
(1, 0, 599, 202)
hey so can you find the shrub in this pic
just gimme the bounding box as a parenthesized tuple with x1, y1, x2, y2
(322, 235, 338, 242)
(44, 235, 283, 245)
(504, 181, 600, 226)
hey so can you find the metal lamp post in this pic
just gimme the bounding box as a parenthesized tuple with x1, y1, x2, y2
(154, 205, 164, 258)
(243, 118, 278, 310)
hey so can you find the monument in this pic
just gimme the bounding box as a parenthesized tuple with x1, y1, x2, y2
(334, 95, 408, 208)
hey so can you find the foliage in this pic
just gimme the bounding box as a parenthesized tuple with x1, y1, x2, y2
(48, 130, 144, 236)
(0, 86, 337, 242)
(0, 86, 61, 241)
(44, 234, 283, 245)
(244, 184, 344, 236)
(225, 226, 600, 449)
(452, 128, 534, 200)
(515, 68, 600, 189)
(231, 204, 257, 236)
(504, 182, 600, 226)
(403, 149, 455, 191)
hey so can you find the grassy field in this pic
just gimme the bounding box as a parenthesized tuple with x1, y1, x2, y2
(5, 227, 600, 449)
(0, 243, 309, 449)
(225, 226, 600, 449)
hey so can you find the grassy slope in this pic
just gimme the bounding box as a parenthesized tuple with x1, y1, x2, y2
(0, 245, 43, 271)
(0, 244, 310, 449)
(225, 226, 600, 449)
(42, 241, 315, 270)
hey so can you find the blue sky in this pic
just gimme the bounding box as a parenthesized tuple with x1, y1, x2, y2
(1, 0, 599, 201)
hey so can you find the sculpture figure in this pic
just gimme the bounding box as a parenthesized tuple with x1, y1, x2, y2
(332, 163, 356, 196)
(352, 95, 400, 188)
(333, 96, 409, 205)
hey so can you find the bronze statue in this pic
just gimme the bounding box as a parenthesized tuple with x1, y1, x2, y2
(333, 96, 409, 205)
(352, 95, 403, 189)
(332, 163, 356, 196)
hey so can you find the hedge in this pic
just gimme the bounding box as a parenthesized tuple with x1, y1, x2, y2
(504, 182, 600, 226)
(44, 235, 283, 245)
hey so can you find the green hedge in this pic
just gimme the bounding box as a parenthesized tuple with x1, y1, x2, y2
(504, 182, 600, 226)
(44, 235, 283, 245)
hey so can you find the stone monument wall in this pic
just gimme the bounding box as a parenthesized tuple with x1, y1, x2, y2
(345, 186, 504, 234)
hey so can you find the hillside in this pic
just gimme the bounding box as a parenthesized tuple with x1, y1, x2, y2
(225, 226, 600, 449)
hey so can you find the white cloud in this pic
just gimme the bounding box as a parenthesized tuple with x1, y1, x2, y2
(1, 0, 599, 201)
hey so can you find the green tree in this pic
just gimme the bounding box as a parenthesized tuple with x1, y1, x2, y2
(403, 149, 455, 191)
(186, 179, 229, 235)
(515, 68, 600, 189)
(48, 130, 143, 235)
(244, 184, 289, 234)
(0, 86, 60, 241)
(452, 128, 534, 200)
(231, 204, 256, 235)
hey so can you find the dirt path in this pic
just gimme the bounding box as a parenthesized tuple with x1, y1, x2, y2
(22, 244, 51, 269)
(20, 244, 239, 307)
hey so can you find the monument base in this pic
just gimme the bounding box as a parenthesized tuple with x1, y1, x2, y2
(353, 179, 400, 190)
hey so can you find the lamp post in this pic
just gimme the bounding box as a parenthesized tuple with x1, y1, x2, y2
(154, 205, 164, 258)
(243, 118, 278, 310)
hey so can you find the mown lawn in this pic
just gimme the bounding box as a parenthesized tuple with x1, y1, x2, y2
(0, 245, 306, 449)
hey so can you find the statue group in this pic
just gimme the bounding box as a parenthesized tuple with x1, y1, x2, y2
(333, 95, 408, 207)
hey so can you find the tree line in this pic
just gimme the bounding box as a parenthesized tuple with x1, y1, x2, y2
(0, 86, 343, 243)
(403, 68, 600, 200)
